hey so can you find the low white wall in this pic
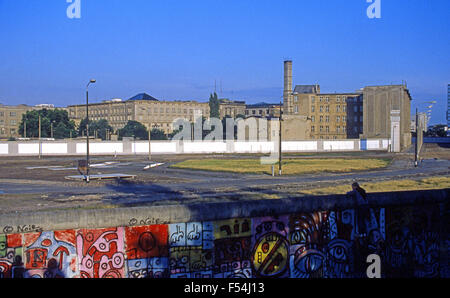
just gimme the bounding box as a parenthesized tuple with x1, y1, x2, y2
(133, 142, 177, 154)
(0, 139, 390, 156)
(76, 142, 123, 154)
(282, 141, 317, 152)
(42, 143, 68, 154)
(183, 141, 227, 154)
(324, 140, 355, 151)
(18, 143, 40, 154)
(0, 143, 8, 155)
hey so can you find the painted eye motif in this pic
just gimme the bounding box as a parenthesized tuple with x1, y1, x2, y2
(327, 240, 349, 263)
(294, 248, 324, 274)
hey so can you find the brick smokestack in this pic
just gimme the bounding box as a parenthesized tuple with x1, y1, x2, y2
(284, 60, 293, 113)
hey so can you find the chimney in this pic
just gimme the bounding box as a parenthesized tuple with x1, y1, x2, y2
(283, 60, 293, 113)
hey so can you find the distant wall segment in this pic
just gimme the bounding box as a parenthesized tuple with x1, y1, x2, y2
(0, 139, 390, 156)
(0, 189, 448, 278)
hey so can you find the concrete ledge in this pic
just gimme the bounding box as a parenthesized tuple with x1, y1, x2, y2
(1, 188, 448, 234)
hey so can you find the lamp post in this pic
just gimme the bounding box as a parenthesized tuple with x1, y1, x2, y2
(86, 79, 96, 183)
(414, 100, 436, 167)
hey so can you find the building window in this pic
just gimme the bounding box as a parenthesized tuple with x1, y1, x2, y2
(10, 120, 16, 125)
(10, 112, 16, 117)
(326, 97, 330, 102)
(336, 116, 340, 122)
(294, 106, 298, 113)
(325, 116, 329, 122)
(319, 97, 323, 102)
(326, 106, 329, 112)
(311, 106, 315, 113)
(337, 105, 340, 112)
(326, 126, 329, 133)
(311, 96, 315, 103)
(311, 126, 315, 132)
(320, 126, 323, 132)
(336, 97, 340, 102)
(319, 116, 323, 122)
(354, 115, 358, 122)
(343, 106, 347, 112)
(337, 126, 340, 133)
(354, 106, 358, 113)
(343, 116, 346, 122)
(294, 96, 298, 102)
(320, 106, 323, 112)
(311, 116, 315, 122)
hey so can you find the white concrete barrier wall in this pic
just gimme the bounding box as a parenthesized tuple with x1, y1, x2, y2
(323, 141, 355, 151)
(18, 143, 40, 154)
(42, 143, 68, 154)
(76, 142, 123, 154)
(183, 142, 227, 153)
(282, 141, 317, 152)
(0, 139, 390, 156)
(152, 142, 177, 154)
(234, 142, 274, 153)
(367, 140, 381, 150)
(0, 143, 8, 155)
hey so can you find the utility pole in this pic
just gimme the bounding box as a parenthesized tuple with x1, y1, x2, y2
(38, 115, 41, 159)
(24, 121, 26, 138)
(278, 101, 282, 175)
(414, 108, 418, 167)
(148, 128, 151, 161)
(86, 79, 96, 183)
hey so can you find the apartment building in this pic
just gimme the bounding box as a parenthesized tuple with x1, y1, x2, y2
(284, 83, 363, 139)
(245, 102, 282, 118)
(218, 99, 246, 119)
(67, 93, 210, 135)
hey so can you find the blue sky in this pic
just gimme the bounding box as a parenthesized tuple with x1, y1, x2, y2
(0, 0, 449, 124)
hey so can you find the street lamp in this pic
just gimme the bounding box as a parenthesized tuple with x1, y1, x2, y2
(86, 79, 96, 183)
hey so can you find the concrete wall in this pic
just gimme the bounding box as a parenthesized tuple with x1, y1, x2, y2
(0, 138, 390, 156)
(0, 189, 447, 278)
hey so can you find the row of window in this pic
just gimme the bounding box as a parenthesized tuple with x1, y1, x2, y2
(311, 126, 363, 133)
(0, 111, 18, 117)
(294, 96, 357, 103)
(0, 128, 16, 135)
(311, 115, 363, 123)
(0, 120, 17, 125)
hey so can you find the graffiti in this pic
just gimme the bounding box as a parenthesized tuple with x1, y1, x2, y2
(0, 202, 447, 278)
(128, 217, 169, 227)
(23, 230, 77, 278)
(0, 234, 23, 278)
(125, 225, 169, 278)
(2, 224, 43, 235)
(385, 205, 441, 278)
(252, 216, 289, 278)
(77, 228, 125, 278)
(289, 212, 329, 278)
(213, 218, 252, 278)
(168, 222, 214, 278)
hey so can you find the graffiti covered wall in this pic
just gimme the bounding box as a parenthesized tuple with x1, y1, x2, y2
(0, 202, 448, 278)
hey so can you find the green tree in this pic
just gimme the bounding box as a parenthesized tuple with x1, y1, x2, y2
(150, 128, 168, 140)
(118, 120, 149, 140)
(425, 124, 448, 137)
(78, 118, 113, 140)
(209, 92, 220, 119)
(19, 109, 77, 139)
